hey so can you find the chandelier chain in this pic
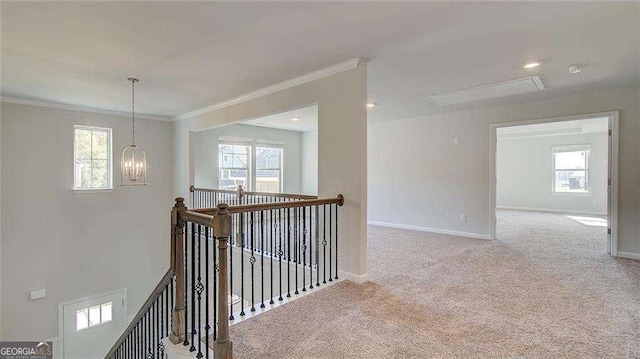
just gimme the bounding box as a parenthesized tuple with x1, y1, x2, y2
(131, 79, 136, 145)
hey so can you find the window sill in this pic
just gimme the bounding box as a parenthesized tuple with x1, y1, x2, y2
(72, 188, 114, 194)
(552, 191, 591, 197)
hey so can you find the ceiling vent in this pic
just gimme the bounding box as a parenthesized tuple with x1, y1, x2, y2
(427, 76, 545, 106)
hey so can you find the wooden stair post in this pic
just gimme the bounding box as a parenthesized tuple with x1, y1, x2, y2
(213, 203, 233, 359)
(169, 197, 187, 344)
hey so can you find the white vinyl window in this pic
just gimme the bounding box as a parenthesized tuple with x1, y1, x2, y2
(553, 145, 590, 194)
(74, 125, 113, 190)
(255, 145, 283, 193)
(217, 138, 284, 192)
(76, 302, 113, 331)
(218, 140, 250, 190)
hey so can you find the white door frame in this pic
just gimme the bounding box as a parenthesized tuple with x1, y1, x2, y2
(489, 111, 619, 257)
(58, 288, 127, 359)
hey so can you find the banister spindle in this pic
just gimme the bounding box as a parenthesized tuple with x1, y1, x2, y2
(213, 203, 233, 359)
(169, 197, 187, 345)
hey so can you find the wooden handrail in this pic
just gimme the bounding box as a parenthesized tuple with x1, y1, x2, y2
(105, 268, 174, 358)
(190, 186, 318, 200)
(180, 210, 214, 227)
(189, 194, 344, 216)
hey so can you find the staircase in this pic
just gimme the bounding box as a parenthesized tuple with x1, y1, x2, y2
(105, 187, 343, 359)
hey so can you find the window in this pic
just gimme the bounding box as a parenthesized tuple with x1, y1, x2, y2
(553, 145, 590, 194)
(218, 141, 250, 190)
(255, 145, 283, 192)
(217, 138, 285, 192)
(76, 302, 112, 331)
(74, 126, 112, 190)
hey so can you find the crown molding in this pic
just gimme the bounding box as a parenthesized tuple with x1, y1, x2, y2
(0, 96, 172, 122)
(174, 57, 362, 121)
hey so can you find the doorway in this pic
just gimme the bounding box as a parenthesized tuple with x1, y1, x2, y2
(490, 112, 619, 256)
(58, 289, 127, 359)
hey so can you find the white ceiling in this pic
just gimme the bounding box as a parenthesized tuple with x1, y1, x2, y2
(244, 105, 317, 133)
(497, 118, 609, 139)
(1, 2, 638, 122)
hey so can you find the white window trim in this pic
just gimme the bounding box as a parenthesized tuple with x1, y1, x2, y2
(218, 139, 252, 190)
(551, 144, 591, 196)
(73, 125, 113, 192)
(255, 144, 284, 193)
(218, 137, 285, 192)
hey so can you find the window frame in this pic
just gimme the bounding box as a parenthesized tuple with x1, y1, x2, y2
(255, 142, 284, 193)
(217, 137, 285, 192)
(551, 144, 591, 195)
(218, 138, 252, 191)
(75, 301, 113, 331)
(73, 125, 113, 192)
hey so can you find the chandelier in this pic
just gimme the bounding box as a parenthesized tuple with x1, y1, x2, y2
(120, 78, 148, 186)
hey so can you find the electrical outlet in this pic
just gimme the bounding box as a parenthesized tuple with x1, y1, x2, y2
(460, 215, 467, 222)
(453, 137, 460, 145)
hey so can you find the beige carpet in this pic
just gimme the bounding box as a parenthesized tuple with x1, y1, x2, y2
(213, 210, 640, 358)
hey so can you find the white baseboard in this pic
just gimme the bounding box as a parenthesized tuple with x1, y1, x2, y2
(368, 221, 490, 240)
(617, 251, 640, 260)
(163, 337, 213, 359)
(497, 206, 606, 216)
(338, 270, 368, 284)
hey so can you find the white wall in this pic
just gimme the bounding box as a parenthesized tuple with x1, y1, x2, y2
(497, 132, 608, 215)
(193, 124, 303, 193)
(301, 131, 318, 195)
(368, 87, 639, 256)
(0, 103, 174, 341)
(174, 63, 368, 280)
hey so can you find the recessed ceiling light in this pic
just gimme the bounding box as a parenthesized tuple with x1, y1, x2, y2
(292, 117, 301, 121)
(522, 61, 542, 69)
(568, 64, 583, 74)
(366, 102, 377, 108)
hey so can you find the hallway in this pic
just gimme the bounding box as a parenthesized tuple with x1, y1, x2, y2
(224, 211, 640, 358)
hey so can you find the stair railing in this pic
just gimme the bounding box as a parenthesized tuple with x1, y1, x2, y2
(190, 185, 317, 209)
(107, 192, 343, 359)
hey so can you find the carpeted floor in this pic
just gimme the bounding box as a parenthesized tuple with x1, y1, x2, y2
(218, 210, 640, 358)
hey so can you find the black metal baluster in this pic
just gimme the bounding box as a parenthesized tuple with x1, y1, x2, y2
(294, 207, 299, 295)
(260, 210, 265, 309)
(170, 277, 174, 336)
(269, 208, 274, 305)
(316, 206, 320, 287)
(309, 206, 314, 290)
(204, 226, 210, 359)
(329, 206, 333, 282)
(190, 223, 196, 352)
(229, 213, 234, 321)
(302, 206, 307, 292)
(149, 309, 153, 359)
(156, 285, 162, 358)
(250, 212, 256, 312)
(240, 212, 246, 316)
(155, 299, 159, 358)
(287, 207, 291, 298)
(196, 225, 204, 358)
(184, 225, 190, 346)
(323, 204, 327, 284)
(213, 224, 218, 340)
(143, 313, 147, 358)
(335, 203, 339, 280)
(278, 207, 283, 301)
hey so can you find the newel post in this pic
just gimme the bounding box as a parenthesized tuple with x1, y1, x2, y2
(169, 197, 187, 344)
(237, 184, 244, 204)
(213, 203, 233, 359)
